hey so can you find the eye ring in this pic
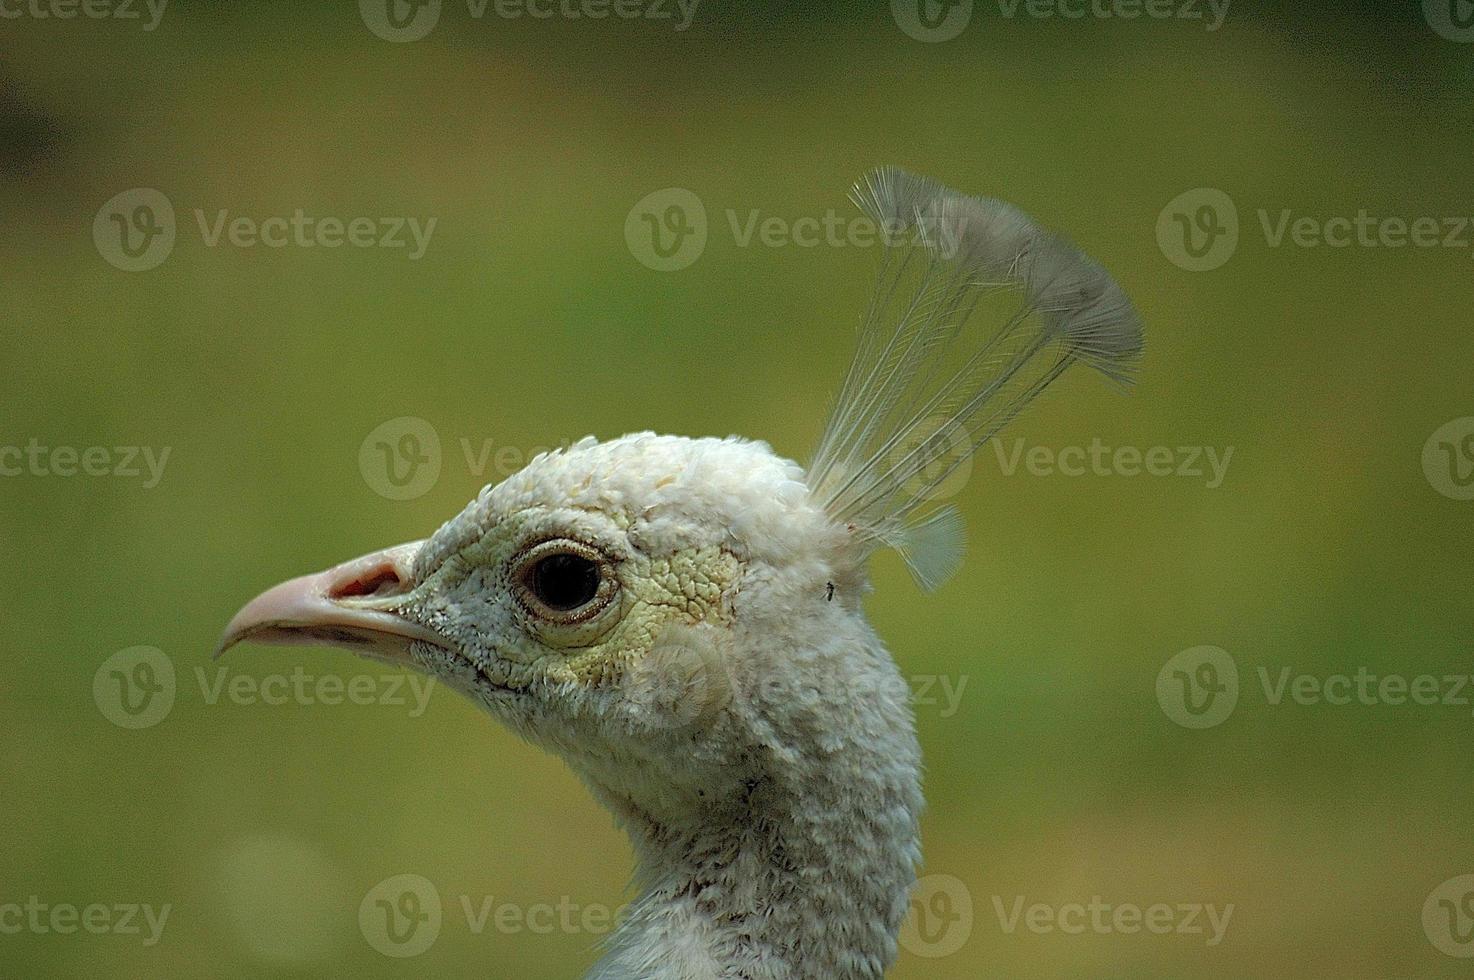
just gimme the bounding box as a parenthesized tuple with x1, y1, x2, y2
(511, 539, 618, 625)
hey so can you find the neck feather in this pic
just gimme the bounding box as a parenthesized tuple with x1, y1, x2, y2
(586, 636, 922, 979)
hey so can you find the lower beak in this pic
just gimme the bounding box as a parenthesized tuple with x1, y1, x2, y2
(215, 540, 446, 664)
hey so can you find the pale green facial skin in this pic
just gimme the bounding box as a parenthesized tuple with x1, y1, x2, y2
(397, 503, 742, 705)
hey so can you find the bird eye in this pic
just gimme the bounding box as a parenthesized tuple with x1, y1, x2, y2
(513, 540, 617, 625)
(531, 553, 599, 610)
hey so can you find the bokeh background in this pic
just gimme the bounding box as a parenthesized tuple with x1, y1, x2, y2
(3, 1, 1473, 976)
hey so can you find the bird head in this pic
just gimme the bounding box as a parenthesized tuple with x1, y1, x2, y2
(218, 433, 874, 825)
(217, 165, 1142, 857)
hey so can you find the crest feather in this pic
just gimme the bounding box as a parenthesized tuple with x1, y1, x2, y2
(807, 167, 1143, 590)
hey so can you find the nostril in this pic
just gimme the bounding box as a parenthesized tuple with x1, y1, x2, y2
(329, 563, 408, 600)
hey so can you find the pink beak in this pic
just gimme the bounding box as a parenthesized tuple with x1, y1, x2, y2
(215, 540, 446, 664)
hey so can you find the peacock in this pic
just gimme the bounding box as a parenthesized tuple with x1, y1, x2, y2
(218, 167, 1142, 979)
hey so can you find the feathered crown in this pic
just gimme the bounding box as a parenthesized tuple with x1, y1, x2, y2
(807, 167, 1144, 590)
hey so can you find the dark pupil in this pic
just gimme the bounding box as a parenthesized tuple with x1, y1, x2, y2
(531, 553, 600, 611)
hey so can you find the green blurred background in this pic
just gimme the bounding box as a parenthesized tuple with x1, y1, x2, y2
(3, 2, 1473, 976)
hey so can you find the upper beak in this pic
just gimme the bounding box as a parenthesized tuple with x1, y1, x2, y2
(215, 540, 446, 664)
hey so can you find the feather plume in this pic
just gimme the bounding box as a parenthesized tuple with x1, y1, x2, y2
(807, 167, 1143, 590)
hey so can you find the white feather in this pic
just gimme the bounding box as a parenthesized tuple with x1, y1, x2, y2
(808, 167, 1143, 590)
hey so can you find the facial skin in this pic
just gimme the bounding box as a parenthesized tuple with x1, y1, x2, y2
(397, 500, 744, 746)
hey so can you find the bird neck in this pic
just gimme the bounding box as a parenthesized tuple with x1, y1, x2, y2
(595, 782, 917, 979)
(585, 656, 923, 979)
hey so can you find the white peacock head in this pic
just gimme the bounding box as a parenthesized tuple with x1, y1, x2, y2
(218, 166, 1141, 823)
(217, 434, 859, 815)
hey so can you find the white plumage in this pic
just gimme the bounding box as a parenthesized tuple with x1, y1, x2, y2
(218, 168, 1141, 978)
